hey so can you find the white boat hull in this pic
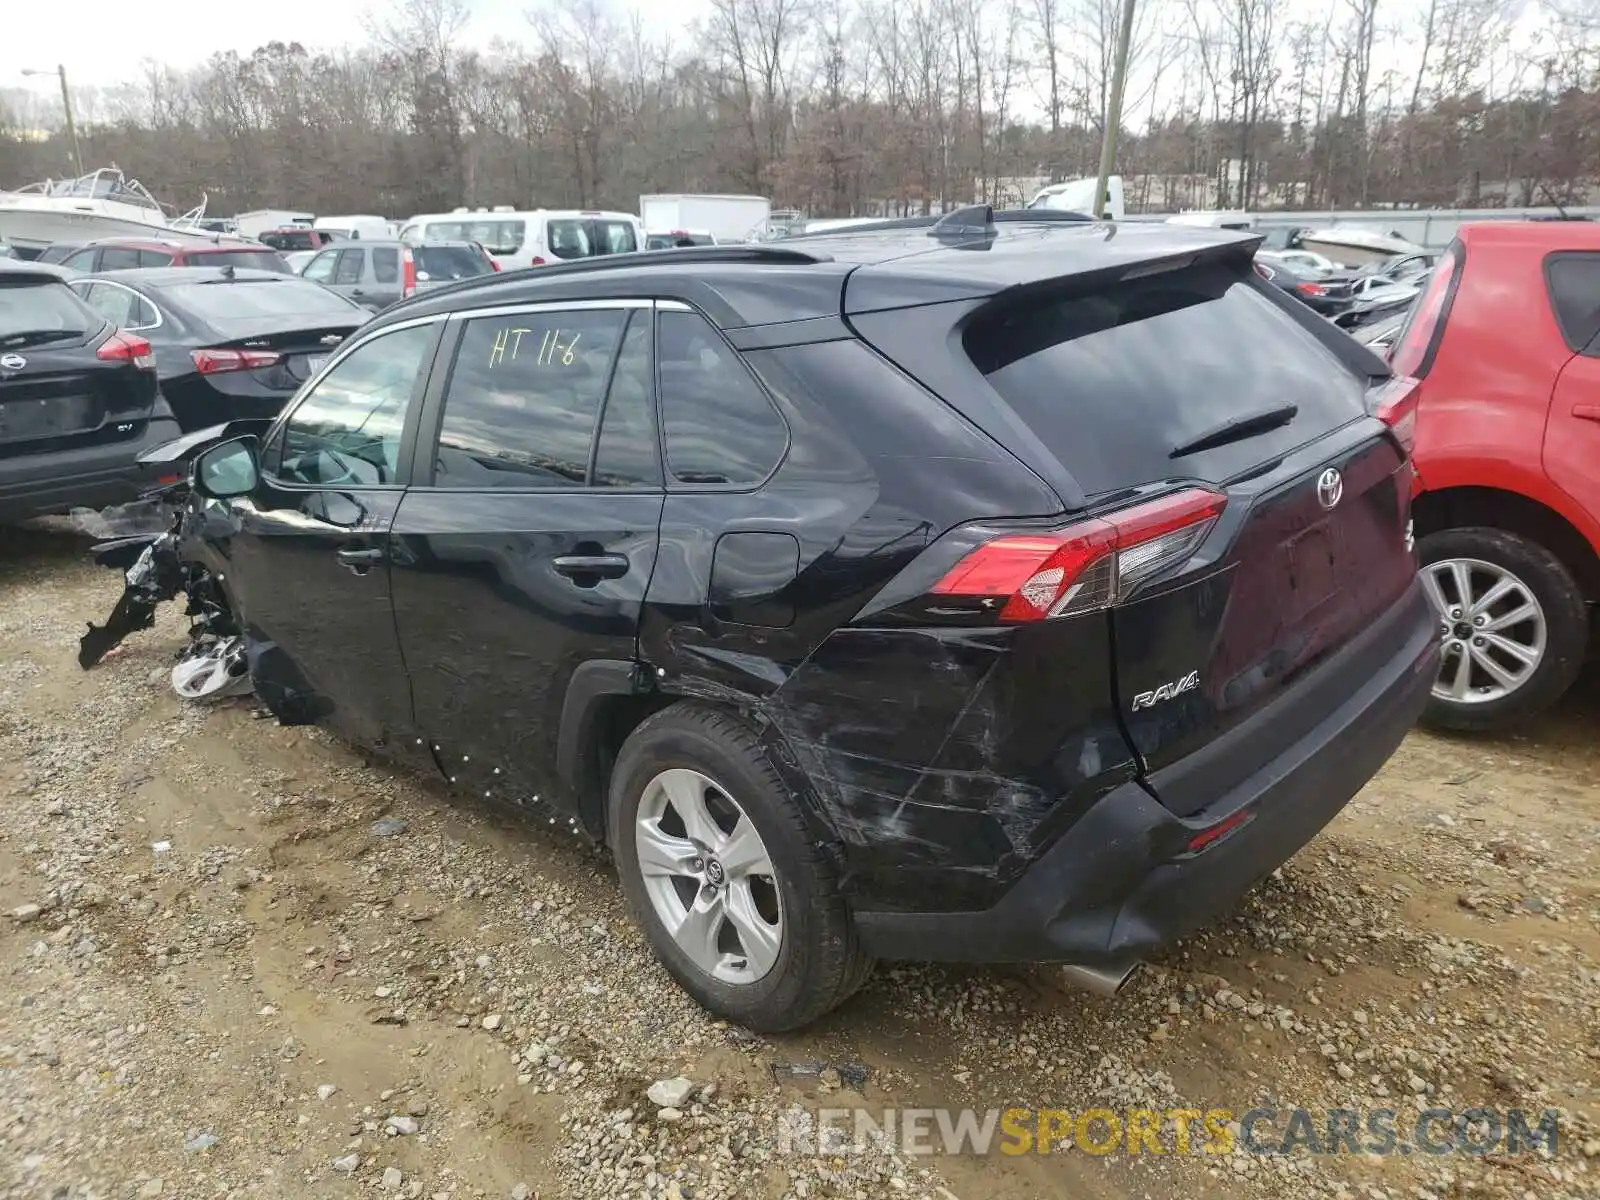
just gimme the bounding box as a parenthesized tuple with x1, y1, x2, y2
(0, 203, 232, 254)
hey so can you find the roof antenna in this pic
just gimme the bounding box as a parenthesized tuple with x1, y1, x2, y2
(221, 263, 236, 279)
(928, 205, 997, 241)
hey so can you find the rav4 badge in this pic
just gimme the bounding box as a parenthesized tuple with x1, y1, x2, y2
(1131, 670, 1200, 711)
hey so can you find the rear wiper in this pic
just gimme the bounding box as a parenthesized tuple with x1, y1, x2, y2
(0, 329, 86, 348)
(1169, 402, 1299, 459)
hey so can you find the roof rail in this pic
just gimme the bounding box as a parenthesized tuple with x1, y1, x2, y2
(381, 244, 837, 312)
(786, 208, 1097, 239)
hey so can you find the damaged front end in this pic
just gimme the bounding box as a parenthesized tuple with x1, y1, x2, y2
(77, 423, 262, 690)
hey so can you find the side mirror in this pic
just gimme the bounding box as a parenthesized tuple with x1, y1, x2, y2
(192, 435, 260, 499)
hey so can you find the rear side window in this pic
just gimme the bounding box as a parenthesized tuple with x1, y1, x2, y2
(1544, 253, 1600, 355)
(657, 310, 788, 485)
(79, 282, 159, 330)
(372, 248, 399, 284)
(965, 263, 1369, 496)
(595, 221, 638, 254)
(139, 250, 173, 268)
(432, 309, 629, 488)
(1, 279, 99, 341)
(415, 246, 491, 280)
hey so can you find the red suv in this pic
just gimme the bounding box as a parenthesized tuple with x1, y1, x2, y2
(58, 238, 291, 274)
(1394, 221, 1600, 730)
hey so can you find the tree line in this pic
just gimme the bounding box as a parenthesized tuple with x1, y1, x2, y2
(1, 0, 1597, 221)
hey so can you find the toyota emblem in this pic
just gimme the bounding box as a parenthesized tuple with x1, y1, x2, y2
(1316, 467, 1344, 510)
(0, 353, 25, 372)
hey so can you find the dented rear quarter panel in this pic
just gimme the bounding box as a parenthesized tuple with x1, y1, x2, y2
(638, 338, 1143, 913)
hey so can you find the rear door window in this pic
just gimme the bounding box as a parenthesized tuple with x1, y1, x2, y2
(431, 308, 629, 488)
(372, 248, 400, 284)
(99, 247, 144, 271)
(79, 281, 159, 329)
(139, 250, 174, 268)
(594, 221, 638, 254)
(62, 248, 99, 271)
(964, 263, 1369, 496)
(657, 309, 788, 485)
(333, 250, 365, 285)
(1544, 252, 1600, 355)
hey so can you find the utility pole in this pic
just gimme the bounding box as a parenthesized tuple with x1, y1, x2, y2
(22, 65, 83, 176)
(1092, 0, 1138, 219)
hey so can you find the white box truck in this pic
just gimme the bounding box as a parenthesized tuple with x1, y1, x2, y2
(639, 194, 772, 245)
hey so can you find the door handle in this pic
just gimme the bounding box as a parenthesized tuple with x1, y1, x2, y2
(351, 288, 365, 297)
(552, 553, 629, 581)
(1573, 403, 1600, 423)
(337, 546, 385, 576)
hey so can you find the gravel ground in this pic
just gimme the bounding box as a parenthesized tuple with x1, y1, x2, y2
(0, 525, 1596, 1200)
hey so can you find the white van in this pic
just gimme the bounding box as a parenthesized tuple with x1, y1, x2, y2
(399, 207, 645, 271)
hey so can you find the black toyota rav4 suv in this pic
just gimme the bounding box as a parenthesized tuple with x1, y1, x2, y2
(171, 209, 1437, 1030)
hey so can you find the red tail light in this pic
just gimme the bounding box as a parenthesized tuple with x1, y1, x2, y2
(931, 489, 1227, 622)
(402, 246, 417, 298)
(191, 348, 282, 375)
(97, 332, 155, 370)
(1389, 243, 1461, 378)
(1371, 375, 1422, 456)
(1295, 281, 1328, 297)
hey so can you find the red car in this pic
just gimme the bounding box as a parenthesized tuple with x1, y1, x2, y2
(1394, 221, 1600, 730)
(56, 237, 291, 274)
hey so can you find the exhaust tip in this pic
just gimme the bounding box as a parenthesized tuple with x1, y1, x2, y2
(1058, 961, 1141, 997)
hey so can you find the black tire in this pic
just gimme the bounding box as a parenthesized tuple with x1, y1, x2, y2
(1417, 527, 1589, 732)
(607, 702, 872, 1032)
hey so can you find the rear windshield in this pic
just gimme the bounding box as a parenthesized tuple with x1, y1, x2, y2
(1, 278, 97, 342)
(259, 230, 320, 251)
(965, 264, 1368, 495)
(159, 279, 359, 320)
(191, 250, 290, 274)
(422, 220, 525, 255)
(415, 246, 491, 280)
(547, 219, 638, 259)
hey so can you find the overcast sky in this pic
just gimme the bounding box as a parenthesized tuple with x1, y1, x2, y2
(10, 0, 692, 92)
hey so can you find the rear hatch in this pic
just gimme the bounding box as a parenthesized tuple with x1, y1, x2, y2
(881, 257, 1419, 815)
(1, 279, 157, 456)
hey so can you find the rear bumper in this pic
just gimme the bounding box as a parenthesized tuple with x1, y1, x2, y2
(853, 578, 1439, 964)
(0, 415, 183, 523)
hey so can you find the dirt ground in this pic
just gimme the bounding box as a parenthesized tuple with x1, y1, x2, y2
(0, 525, 1595, 1200)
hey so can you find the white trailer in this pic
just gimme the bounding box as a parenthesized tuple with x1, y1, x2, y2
(314, 214, 394, 241)
(234, 210, 315, 240)
(639, 194, 772, 244)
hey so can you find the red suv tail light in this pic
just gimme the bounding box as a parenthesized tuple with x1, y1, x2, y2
(1295, 281, 1328, 297)
(401, 246, 418, 297)
(1371, 375, 1422, 455)
(1389, 242, 1461, 377)
(191, 348, 281, 375)
(931, 489, 1227, 622)
(97, 332, 156, 370)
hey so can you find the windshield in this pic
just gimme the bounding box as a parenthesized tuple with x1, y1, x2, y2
(193, 250, 290, 274)
(0, 279, 96, 343)
(160, 279, 359, 320)
(422, 219, 525, 256)
(415, 246, 492, 281)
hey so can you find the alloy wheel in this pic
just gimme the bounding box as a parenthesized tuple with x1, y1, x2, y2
(1421, 557, 1547, 705)
(634, 768, 784, 985)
